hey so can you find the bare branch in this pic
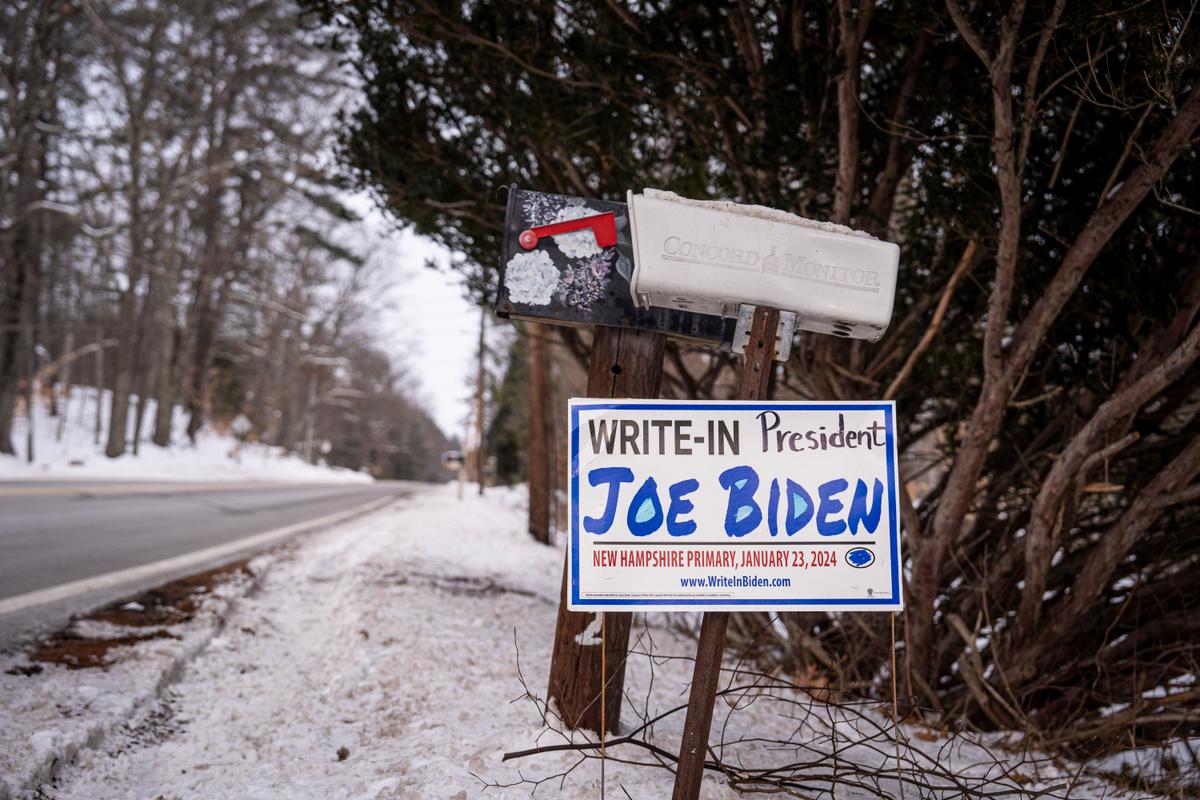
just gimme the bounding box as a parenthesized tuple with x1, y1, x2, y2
(884, 241, 978, 401)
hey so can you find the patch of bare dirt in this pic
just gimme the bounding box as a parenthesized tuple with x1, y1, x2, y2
(23, 559, 253, 670)
(28, 629, 181, 669)
(87, 559, 254, 627)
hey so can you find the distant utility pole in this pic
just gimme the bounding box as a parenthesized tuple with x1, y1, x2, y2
(474, 303, 486, 495)
(458, 412, 469, 500)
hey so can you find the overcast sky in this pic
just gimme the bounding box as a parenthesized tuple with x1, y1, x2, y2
(381, 230, 479, 438)
(346, 196, 479, 439)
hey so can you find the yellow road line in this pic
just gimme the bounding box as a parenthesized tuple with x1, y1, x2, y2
(0, 482, 344, 497)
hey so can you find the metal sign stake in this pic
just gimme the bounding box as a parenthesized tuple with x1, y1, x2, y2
(671, 305, 781, 800)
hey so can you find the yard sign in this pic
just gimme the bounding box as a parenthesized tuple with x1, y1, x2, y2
(568, 399, 902, 612)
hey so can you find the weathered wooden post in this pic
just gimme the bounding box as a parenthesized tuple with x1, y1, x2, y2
(547, 325, 664, 731)
(672, 305, 779, 799)
(527, 321, 552, 544)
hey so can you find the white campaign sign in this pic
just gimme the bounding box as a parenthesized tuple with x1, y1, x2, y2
(567, 399, 902, 611)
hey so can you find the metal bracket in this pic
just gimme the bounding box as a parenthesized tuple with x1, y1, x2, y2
(732, 304, 797, 362)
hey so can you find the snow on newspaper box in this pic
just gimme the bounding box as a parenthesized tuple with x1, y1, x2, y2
(568, 400, 902, 611)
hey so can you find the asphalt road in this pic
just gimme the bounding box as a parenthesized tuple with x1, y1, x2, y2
(0, 480, 411, 647)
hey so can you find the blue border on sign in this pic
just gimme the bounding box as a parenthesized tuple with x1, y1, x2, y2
(569, 401, 901, 609)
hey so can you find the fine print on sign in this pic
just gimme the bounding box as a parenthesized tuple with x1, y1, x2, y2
(568, 399, 903, 612)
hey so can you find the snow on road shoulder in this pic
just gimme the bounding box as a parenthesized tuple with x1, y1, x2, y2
(0, 386, 370, 483)
(6, 486, 1167, 799)
(25, 486, 581, 800)
(0, 559, 270, 800)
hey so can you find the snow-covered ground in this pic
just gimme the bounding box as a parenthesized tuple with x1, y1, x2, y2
(0, 386, 370, 483)
(0, 487, 1178, 799)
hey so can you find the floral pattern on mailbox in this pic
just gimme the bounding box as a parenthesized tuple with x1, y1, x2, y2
(496, 188, 734, 344)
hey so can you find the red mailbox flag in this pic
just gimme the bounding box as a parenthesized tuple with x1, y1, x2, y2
(518, 211, 617, 250)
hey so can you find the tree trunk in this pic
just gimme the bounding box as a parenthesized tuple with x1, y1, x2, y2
(56, 329, 74, 442)
(0, 259, 28, 455)
(185, 150, 225, 443)
(832, 0, 873, 226)
(547, 326, 665, 735)
(905, 83, 1200, 687)
(132, 359, 154, 456)
(0, 123, 36, 455)
(0, 1, 58, 456)
(24, 315, 36, 463)
(186, 276, 227, 442)
(105, 339, 134, 458)
(94, 329, 104, 445)
(105, 275, 142, 458)
(151, 325, 178, 447)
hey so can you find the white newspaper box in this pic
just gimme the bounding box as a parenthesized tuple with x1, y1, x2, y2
(627, 190, 900, 341)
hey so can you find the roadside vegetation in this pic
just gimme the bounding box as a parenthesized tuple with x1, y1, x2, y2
(310, 0, 1200, 777)
(0, 0, 449, 480)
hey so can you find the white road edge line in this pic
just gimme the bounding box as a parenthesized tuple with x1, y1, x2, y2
(0, 494, 398, 618)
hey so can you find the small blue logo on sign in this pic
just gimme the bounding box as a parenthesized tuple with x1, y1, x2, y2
(846, 548, 875, 569)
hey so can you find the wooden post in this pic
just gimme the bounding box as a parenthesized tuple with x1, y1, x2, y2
(547, 325, 665, 734)
(672, 306, 779, 800)
(527, 322, 551, 544)
(474, 303, 487, 494)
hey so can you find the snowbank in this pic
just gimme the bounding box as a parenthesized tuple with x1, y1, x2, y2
(0, 486, 1172, 799)
(0, 386, 370, 483)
